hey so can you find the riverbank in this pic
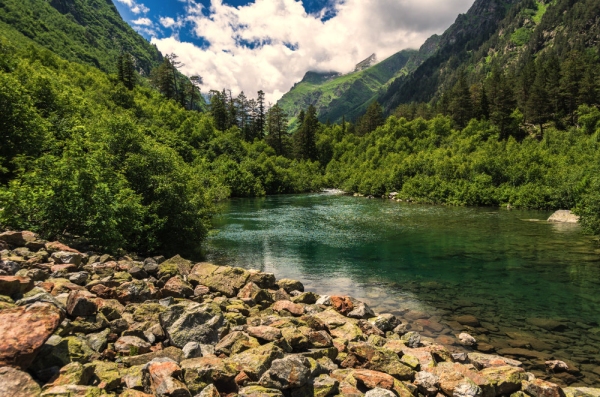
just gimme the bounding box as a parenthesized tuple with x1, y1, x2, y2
(1, 229, 598, 397)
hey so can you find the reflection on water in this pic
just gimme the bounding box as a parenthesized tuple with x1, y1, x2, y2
(205, 193, 600, 386)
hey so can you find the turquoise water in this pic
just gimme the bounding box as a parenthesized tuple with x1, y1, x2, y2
(205, 193, 600, 385)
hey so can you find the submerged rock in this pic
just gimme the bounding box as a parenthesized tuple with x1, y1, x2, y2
(547, 210, 579, 223)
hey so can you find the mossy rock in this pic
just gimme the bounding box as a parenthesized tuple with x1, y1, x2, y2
(131, 303, 166, 322)
(158, 255, 192, 279)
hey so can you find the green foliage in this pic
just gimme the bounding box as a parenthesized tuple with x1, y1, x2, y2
(511, 27, 532, 46)
(0, 27, 322, 255)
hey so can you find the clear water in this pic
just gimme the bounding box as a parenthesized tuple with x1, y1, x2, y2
(205, 193, 600, 385)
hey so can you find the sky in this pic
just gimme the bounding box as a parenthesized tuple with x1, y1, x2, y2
(113, 0, 475, 103)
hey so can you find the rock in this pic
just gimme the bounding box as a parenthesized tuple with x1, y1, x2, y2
(496, 348, 550, 360)
(525, 318, 567, 331)
(44, 361, 94, 387)
(93, 360, 122, 390)
(459, 333, 477, 346)
(546, 360, 569, 373)
(467, 353, 522, 369)
(353, 368, 396, 389)
(480, 365, 527, 395)
(248, 271, 277, 289)
(51, 251, 83, 266)
(345, 342, 415, 380)
(87, 328, 110, 352)
(227, 343, 285, 380)
(563, 388, 600, 397)
(273, 300, 305, 316)
(215, 331, 260, 356)
(66, 290, 97, 317)
(68, 272, 89, 285)
(161, 276, 194, 299)
(259, 355, 312, 389)
(115, 336, 152, 355)
(369, 314, 400, 333)
(547, 210, 579, 223)
(238, 282, 272, 303)
(123, 347, 184, 367)
(239, 385, 284, 397)
(292, 291, 319, 305)
(415, 371, 440, 395)
(330, 296, 354, 315)
(365, 388, 396, 397)
(0, 366, 43, 397)
(455, 315, 480, 327)
(310, 374, 339, 397)
(309, 330, 334, 348)
(0, 260, 20, 275)
(277, 279, 304, 293)
(182, 342, 202, 359)
(454, 378, 482, 397)
(0, 231, 38, 246)
(401, 331, 421, 348)
(198, 384, 221, 397)
(157, 255, 192, 279)
(144, 358, 191, 397)
(40, 385, 104, 396)
(523, 378, 566, 397)
(180, 355, 238, 395)
(316, 295, 331, 306)
(0, 275, 33, 296)
(347, 302, 375, 319)
(0, 302, 63, 368)
(121, 389, 154, 397)
(159, 302, 225, 348)
(189, 263, 250, 297)
(247, 326, 283, 342)
(194, 285, 210, 297)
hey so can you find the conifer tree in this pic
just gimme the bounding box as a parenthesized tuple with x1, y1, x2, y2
(526, 65, 551, 135)
(357, 101, 384, 136)
(294, 105, 318, 161)
(266, 103, 289, 156)
(449, 72, 472, 128)
(488, 68, 516, 140)
(256, 90, 266, 139)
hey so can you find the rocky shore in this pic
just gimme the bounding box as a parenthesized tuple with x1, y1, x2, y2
(1, 230, 599, 397)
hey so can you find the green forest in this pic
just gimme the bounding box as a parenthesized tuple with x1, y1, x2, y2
(1, 0, 600, 257)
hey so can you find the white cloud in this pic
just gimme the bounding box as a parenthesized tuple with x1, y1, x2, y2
(115, 0, 149, 15)
(152, 0, 474, 103)
(132, 17, 153, 26)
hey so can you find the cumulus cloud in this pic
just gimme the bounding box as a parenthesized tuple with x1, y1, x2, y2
(115, 0, 149, 15)
(132, 17, 153, 26)
(152, 0, 474, 103)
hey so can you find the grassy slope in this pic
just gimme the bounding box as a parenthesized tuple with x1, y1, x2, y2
(277, 49, 418, 126)
(0, 0, 161, 73)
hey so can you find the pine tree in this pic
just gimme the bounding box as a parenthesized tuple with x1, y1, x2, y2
(525, 64, 551, 136)
(560, 52, 584, 124)
(256, 90, 266, 139)
(209, 90, 228, 131)
(488, 68, 516, 140)
(266, 103, 289, 156)
(448, 72, 472, 128)
(294, 105, 318, 161)
(357, 101, 384, 136)
(122, 53, 136, 90)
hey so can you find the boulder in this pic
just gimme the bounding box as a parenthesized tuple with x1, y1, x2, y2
(51, 251, 83, 266)
(157, 255, 193, 279)
(66, 290, 97, 317)
(353, 369, 396, 390)
(455, 315, 480, 327)
(525, 318, 566, 331)
(44, 361, 94, 387)
(459, 333, 477, 347)
(40, 385, 104, 396)
(239, 385, 285, 397)
(330, 296, 354, 315)
(182, 342, 202, 359)
(467, 353, 522, 369)
(345, 342, 414, 380)
(238, 282, 272, 303)
(93, 360, 122, 390)
(365, 388, 396, 397)
(259, 355, 312, 389)
(480, 365, 527, 396)
(247, 326, 283, 342)
(369, 314, 401, 333)
(144, 358, 191, 397)
(181, 355, 238, 395)
(563, 388, 600, 397)
(198, 384, 221, 397)
(547, 210, 579, 223)
(227, 343, 285, 380)
(273, 300, 305, 316)
(189, 263, 250, 297)
(123, 347, 185, 367)
(215, 331, 260, 356)
(0, 231, 38, 247)
(0, 275, 33, 296)
(523, 379, 566, 397)
(415, 371, 440, 395)
(401, 331, 421, 348)
(159, 302, 225, 348)
(292, 292, 319, 305)
(0, 366, 43, 397)
(277, 279, 304, 293)
(248, 271, 277, 289)
(0, 302, 64, 368)
(348, 302, 375, 319)
(115, 336, 152, 355)
(546, 360, 569, 373)
(161, 276, 194, 299)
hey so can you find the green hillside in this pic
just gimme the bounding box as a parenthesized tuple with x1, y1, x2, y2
(277, 47, 429, 126)
(0, 0, 162, 73)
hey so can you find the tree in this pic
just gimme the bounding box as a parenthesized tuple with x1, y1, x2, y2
(209, 90, 228, 131)
(256, 90, 266, 139)
(116, 52, 136, 90)
(560, 52, 584, 124)
(448, 72, 472, 128)
(357, 101, 384, 135)
(266, 103, 289, 156)
(525, 65, 551, 135)
(488, 68, 517, 140)
(294, 105, 319, 161)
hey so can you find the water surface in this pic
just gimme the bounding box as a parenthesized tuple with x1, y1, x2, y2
(205, 193, 600, 385)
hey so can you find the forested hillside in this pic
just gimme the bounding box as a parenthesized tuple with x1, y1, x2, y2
(0, 0, 162, 73)
(0, 22, 322, 256)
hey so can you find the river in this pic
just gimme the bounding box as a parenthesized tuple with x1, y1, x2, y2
(205, 192, 600, 386)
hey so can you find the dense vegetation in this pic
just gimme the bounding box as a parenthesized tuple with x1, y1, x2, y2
(0, 25, 322, 256)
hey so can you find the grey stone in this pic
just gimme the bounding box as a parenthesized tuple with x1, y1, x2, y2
(401, 331, 421, 348)
(415, 371, 440, 396)
(259, 355, 311, 389)
(365, 388, 397, 397)
(159, 302, 225, 348)
(315, 295, 331, 305)
(459, 333, 477, 346)
(347, 302, 375, 319)
(183, 342, 202, 359)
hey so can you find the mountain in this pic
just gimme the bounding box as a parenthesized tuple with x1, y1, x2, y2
(277, 42, 438, 125)
(379, 0, 600, 111)
(0, 0, 162, 73)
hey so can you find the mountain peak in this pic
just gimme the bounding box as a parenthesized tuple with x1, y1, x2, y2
(354, 53, 377, 72)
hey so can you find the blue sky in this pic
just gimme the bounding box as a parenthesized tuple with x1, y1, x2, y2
(113, 0, 474, 102)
